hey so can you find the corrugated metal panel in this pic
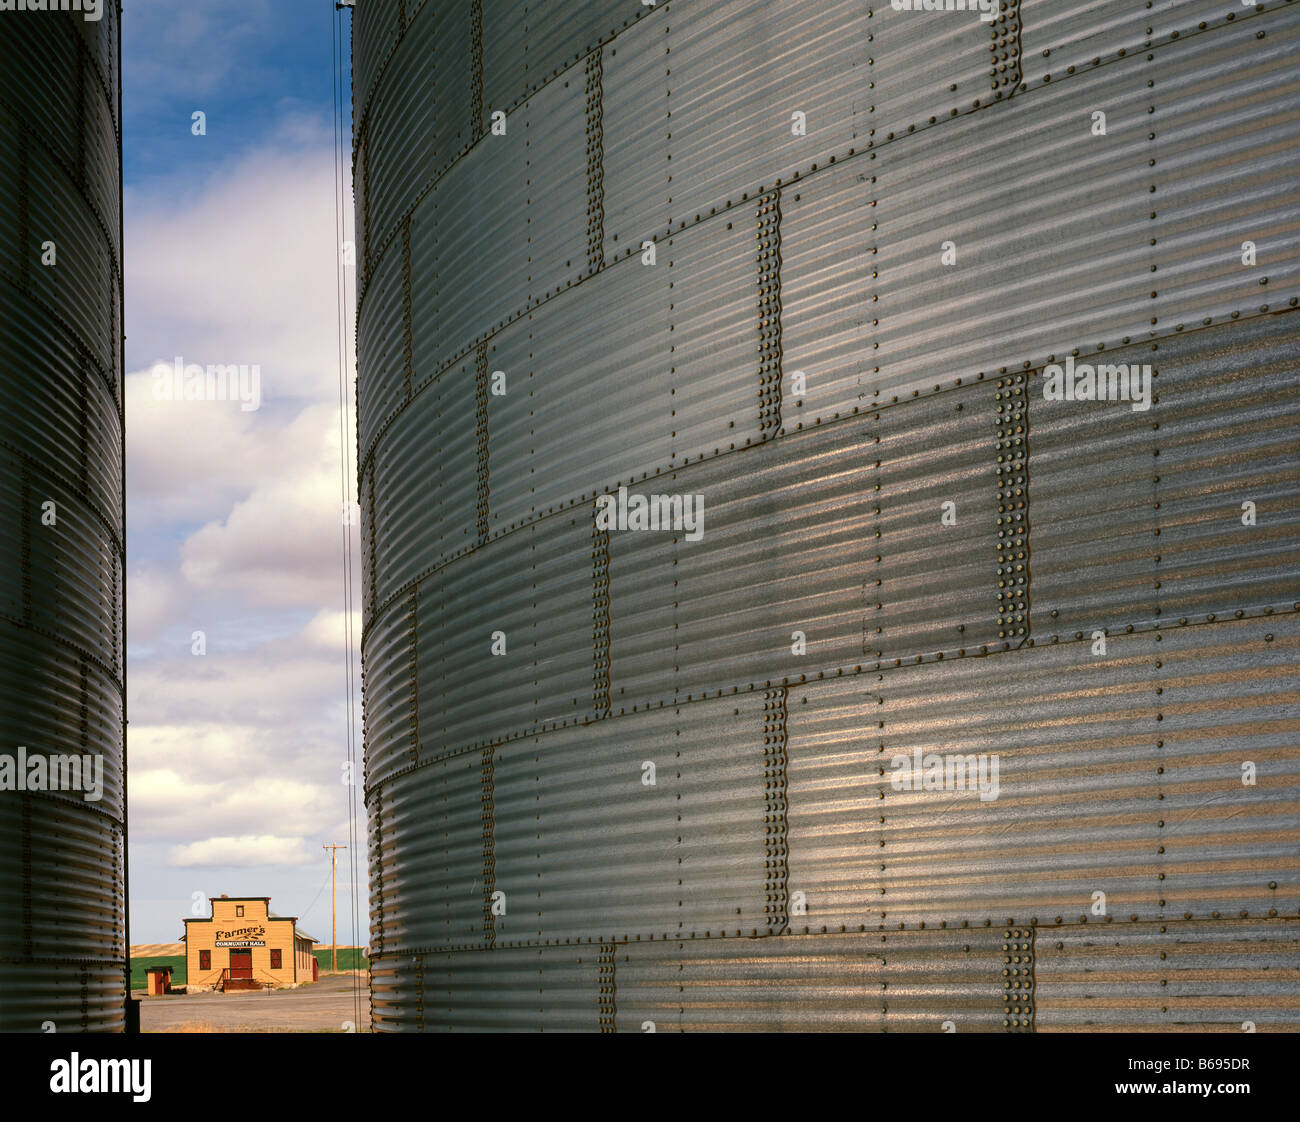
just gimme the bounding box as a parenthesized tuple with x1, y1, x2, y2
(1019, 0, 1252, 87)
(483, 0, 637, 118)
(369, 359, 477, 604)
(492, 695, 769, 946)
(1154, 316, 1300, 620)
(0, 3, 124, 1032)
(371, 945, 601, 1032)
(1036, 917, 1300, 1031)
(351, 0, 400, 138)
(520, 74, 589, 303)
(485, 261, 670, 530)
(600, 18, 668, 260)
(662, 0, 870, 229)
(0, 283, 122, 531)
(364, 0, 471, 257)
(616, 928, 1012, 1032)
(786, 636, 1165, 929)
(607, 390, 998, 709)
(1148, 6, 1300, 329)
(1156, 615, 1300, 917)
(871, 61, 1154, 397)
(667, 218, 764, 462)
(410, 135, 529, 388)
(359, 591, 415, 791)
(1030, 313, 1300, 643)
(360, 1, 1300, 1030)
(354, 234, 405, 462)
(869, 2, 996, 138)
(417, 511, 593, 755)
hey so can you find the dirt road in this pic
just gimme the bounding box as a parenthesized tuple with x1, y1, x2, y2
(138, 974, 371, 1033)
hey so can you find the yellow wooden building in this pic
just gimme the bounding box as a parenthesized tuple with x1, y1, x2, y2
(183, 895, 319, 991)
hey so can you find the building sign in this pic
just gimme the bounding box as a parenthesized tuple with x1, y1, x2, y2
(215, 924, 266, 947)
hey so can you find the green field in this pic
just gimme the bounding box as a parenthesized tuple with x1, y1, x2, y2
(313, 947, 368, 972)
(129, 955, 186, 990)
(130, 948, 367, 989)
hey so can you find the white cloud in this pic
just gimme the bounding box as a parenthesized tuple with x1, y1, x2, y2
(127, 563, 186, 642)
(125, 125, 355, 406)
(167, 835, 314, 868)
(301, 608, 364, 650)
(175, 402, 355, 608)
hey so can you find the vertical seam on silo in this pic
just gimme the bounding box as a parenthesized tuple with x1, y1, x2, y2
(990, 0, 1024, 98)
(397, 0, 407, 36)
(1002, 923, 1034, 1032)
(481, 745, 497, 947)
(470, 0, 484, 143)
(592, 498, 612, 718)
(407, 588, 419, 765)
(474, 342, 491, 544)
(756, 190, 783, 439)
(762, 685, 790, 934)
(995, 373, 1030, 648)
(597, 942, 617, 1032)
(401, 217, 414, 400)
(584, 49, 605, 274)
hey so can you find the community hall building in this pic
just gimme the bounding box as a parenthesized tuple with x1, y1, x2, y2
(183, 895, 319, 991)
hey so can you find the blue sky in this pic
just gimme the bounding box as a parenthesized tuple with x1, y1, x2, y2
(122, 0, 365, 948)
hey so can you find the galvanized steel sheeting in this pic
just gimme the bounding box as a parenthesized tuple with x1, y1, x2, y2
(357, 0, 1300, 1030)
(0, 2, 125, 1032)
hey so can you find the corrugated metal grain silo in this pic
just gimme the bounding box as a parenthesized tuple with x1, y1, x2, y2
(0, 1, 127, 1031)
(356, 0, 1300, 1031)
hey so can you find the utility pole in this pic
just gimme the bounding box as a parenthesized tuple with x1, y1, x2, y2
(322, 843, 347, 973)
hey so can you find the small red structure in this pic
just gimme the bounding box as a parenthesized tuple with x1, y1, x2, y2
(145, 966, 173, 995)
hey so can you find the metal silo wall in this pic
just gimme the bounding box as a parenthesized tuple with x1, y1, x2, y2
(0, 2, 126, 1031)
(356, 0, 1300, 1031)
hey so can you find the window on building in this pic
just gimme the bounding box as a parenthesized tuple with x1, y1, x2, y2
(236, 905, 244, 917)
(271, 949, 282, 969)
(199, 950, 211, 970)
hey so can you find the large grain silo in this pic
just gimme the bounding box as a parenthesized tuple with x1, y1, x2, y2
(356, 0, 1300, 1031)
(0, 2, 128, 1031)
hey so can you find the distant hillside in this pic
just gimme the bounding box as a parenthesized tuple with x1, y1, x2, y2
(130, 943, 185, 958)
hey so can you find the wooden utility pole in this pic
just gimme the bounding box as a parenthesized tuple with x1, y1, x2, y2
(322, 843, 347, 972)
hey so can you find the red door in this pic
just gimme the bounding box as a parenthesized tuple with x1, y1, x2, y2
(229, 950, 253, 979)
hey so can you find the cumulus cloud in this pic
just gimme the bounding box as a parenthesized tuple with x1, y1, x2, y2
(174, 403, 355, 608)
(125, 123, 355, 406)
(127, 563, 186, 642)
(167, 835, 314, 868)
(301, 608, 364, 650)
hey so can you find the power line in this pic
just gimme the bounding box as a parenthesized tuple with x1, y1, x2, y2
(330, 0, 363, 1031)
